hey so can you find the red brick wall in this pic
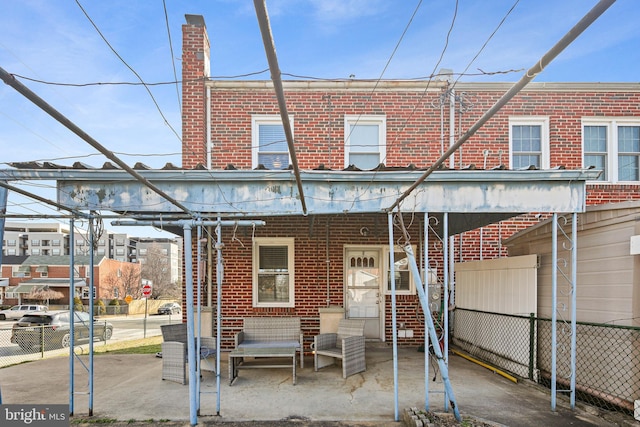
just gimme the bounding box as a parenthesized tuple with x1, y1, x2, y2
(181, 20, 640, 347)
(182, 19, 209, 167)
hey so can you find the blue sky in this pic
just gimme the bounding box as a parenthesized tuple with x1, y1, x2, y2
(0, 0, 637, 237)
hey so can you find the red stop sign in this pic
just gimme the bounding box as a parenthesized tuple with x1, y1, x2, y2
(142, 283, 152, 298)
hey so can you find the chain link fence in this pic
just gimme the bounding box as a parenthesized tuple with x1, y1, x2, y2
(0, 320, 112, 368)
(452, 308, 640, 416)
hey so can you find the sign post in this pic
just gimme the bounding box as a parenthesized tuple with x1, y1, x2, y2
(141, 280, 152, 338)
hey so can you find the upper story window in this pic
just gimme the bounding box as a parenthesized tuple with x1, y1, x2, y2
(583, 118, 640, 183)
(7, 240, 16, 246)
(252, 237, 295, 308)
(252, 115, 291, 170)
(52, 239, 60, 246)
(344, 115, 386, 170)
(509, 117, 549, 170)
(31, 240, 40, 246)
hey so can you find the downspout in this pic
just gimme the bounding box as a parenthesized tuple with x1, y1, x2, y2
(449, 87, 455, 169)
(206, 86, 212, 170)
(207, 226, 212, 309)
(325, 217, 331, 307)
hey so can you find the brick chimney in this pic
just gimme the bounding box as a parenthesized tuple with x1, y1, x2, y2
(182, 14, 210, 169)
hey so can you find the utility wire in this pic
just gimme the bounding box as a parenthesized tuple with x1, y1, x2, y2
(0, 66, 195, 216)
(74, 0, 181, 142)
(452, 0, 521, 87)
(162, 0, 181, 114)
(0, 181, 89, 218)
(387, 0, 617, 212)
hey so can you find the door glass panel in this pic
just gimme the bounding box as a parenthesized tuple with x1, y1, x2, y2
(346, 250, 380, 318)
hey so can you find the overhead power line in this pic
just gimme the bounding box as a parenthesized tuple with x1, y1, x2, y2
(388, 0, 617, 212)
(0, 181, 89, 218)
(0, 66, 195, 216)
(162, 0, 182, 115)
(74, 0, 181, 142)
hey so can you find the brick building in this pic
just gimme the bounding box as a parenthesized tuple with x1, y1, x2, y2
(178, 15, 640, 348)
(1, 255, 139, 307)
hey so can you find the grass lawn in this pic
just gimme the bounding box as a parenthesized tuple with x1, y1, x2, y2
(94, 336, 162, 355)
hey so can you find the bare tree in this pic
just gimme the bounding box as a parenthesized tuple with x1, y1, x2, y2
(141, 244, 180, 299)
(102, 264, 141, 299)
(120, 263, 142, 298)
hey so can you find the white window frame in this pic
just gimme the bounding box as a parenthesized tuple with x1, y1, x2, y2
(509, 117, 550, 170)
(344, 115, 386, 169)
(252, 237, 295, 308)
(251, 115, 293, 170)
(81, 286, 96, 299)
(383, 245, 416, 296)
(582, 117, 640, 183)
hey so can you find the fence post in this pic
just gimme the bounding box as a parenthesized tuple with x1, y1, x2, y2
(529, 313, 535, 380)
(40, 324, 45, 358)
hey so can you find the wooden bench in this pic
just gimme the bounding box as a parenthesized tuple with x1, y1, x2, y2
(234, 317, 304, 368)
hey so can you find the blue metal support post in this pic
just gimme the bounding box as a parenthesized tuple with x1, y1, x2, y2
(183, 224, 198, 426)
(387, 213, 400, 421)
(69, 219, 75, 415)
(403, 243, 461, 422)
(88, 218, 95, 416)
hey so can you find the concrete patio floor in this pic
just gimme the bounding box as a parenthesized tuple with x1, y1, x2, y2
(0, 344, 634, 426)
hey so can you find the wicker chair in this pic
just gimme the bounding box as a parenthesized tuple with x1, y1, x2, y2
(160, 323, 216, 384)
(313, 319, 366, 378)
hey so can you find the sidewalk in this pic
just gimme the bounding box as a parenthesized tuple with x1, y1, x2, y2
(0, 345, 634, 426)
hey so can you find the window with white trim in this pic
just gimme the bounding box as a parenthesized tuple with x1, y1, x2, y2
(252, 115, 292, 170)
(583, 118, 640, 183)
(509, 117, 549, 169)
(384, 245, 416, 295)
(344, 115, 386, 169)
(253, 237, 295, 307)
(81, 286, 96, 299)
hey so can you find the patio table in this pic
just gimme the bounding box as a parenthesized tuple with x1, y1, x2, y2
(228, 347, 297, 385)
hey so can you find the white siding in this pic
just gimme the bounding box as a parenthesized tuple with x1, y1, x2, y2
(455, 255, 537, 316)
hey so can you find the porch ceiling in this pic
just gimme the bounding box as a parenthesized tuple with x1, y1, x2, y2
(1, 167, 600, 235)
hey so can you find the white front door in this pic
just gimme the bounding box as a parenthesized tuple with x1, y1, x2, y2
(345, 247, 383, 340)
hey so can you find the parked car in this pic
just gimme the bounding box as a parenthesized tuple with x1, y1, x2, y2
(0, 304, 48, 320)
(157, 302, 181, 315)
(10, 310, 113, 351)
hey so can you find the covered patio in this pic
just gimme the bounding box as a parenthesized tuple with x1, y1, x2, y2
(0, 164, 599, 425)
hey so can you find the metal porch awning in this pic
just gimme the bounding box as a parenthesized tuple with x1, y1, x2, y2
(8, 284, 44, 294)
(0, 167, 600, 234)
